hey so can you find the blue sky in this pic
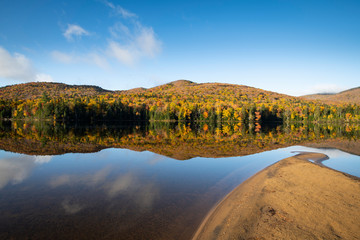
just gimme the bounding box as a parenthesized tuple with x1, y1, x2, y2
(0, 0, 359, 96)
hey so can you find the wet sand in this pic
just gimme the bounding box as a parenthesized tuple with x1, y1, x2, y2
(193, 152, 360, 240)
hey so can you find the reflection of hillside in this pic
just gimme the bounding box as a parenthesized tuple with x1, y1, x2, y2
(0, 137, 103, 155)
(0, 122, 359, 159)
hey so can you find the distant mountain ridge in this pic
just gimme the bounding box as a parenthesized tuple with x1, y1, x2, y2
(1, 80, 294, 101)
(0, 82, 110, 100)
(1, 80, 359, 124)
(122, 79, 295, 101)
(301, 87, 360, 105)
(0, 80, 358, 106)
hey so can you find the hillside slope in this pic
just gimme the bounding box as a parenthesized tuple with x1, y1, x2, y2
(1, 80, 359, 123)
(122, 80, 295, 101)
(301, 87, 360, 105)
(0, 82, 111, 100)
(0, 80, 295, 101)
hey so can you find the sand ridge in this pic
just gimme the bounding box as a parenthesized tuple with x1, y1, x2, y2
(193, 152, 360, 240)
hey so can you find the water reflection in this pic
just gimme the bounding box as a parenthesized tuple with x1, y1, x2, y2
(0, 145, 359, 239)
(0, 121, 359, 158)
(62, 198, 85, 214)
(47, 164, 161, 212)
(291, 151, 330, 165)
(0, 122, 359, 239)
(0, 154, 52, 189)
(289, 146, 360, 177)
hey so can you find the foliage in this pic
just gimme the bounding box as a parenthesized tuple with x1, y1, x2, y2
(1, 81, 360, 123)
(1, 120, 359, 159)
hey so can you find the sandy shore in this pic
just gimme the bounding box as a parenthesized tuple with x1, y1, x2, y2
(193, 152, 360, 240)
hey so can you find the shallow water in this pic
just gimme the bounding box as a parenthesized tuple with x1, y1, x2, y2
(285, 146, 360, 177)
(0, 145, 359, 239)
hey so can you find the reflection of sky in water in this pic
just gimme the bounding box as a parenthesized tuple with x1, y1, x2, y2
(0, 153, 53, 189)
(0, 146, 359, 193)
(0, 146, 359, 239)
(281, 146, 360, 178)
(0, 146, 358, 195)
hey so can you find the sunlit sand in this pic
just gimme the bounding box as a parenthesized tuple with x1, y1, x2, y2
(193, 152, 360, 240)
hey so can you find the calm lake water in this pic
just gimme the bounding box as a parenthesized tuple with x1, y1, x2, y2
(0, 146, 359, 239)
(0, 123, 359, 239)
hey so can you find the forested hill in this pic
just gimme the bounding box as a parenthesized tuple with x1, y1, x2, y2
(0, 80, 359, 123)
(0, 82, 110, 100)
(1, 80, 293, 101)
(0, 80, 358, 105)
(121, 80, 296, 101)
(301, 87, 360, 105)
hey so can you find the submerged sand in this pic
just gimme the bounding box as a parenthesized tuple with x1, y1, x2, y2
(193, 152, 360, 240)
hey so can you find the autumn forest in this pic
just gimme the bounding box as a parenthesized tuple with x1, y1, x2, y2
(0, 80, 359, 125)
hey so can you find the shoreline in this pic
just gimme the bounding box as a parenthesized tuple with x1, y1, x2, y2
(193, 152, 360, 240)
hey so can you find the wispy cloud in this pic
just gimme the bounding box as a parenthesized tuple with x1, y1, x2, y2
(136, 26, 161, 57)
(107, 41, 136, 65)
(51, 50, 109, 69)
(63, 24, 89, 41)
(0, 46, 35, 81)
(103, 0, 137, 18)
(53, 2, 161, 69)
(104, 1, 161, 65)
(51, 50, 74, 64)
(35, 73, 54, 82)
(87, 53, 110, 69)
(106, 20, 161, 65)
(0, 46, 54, 83)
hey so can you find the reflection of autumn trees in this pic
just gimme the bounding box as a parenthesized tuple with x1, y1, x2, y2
(1, 81, 360, 123)
(0, 121, 359, 159)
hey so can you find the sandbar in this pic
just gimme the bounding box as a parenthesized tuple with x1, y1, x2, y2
(193, 152, 360, 240)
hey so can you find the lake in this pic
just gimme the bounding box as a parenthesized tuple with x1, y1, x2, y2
(0, 122, 359, 239)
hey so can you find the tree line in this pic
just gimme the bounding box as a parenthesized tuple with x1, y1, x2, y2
(1, 91, 360, 124)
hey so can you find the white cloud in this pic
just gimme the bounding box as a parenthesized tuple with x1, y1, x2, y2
(87, 53, 110, 69)
(107, 23, 161, 65)
(104, 1, 161, 65)
(51, 50, 74, 63)
(115, 6, 137, 18)
(52, 2, 161, 69)
(103, 0, 137, 18)
(0, 46, 36, 81)
(51, 50, 109, 69)
(35, 73, 54, 82)
(109, 22, 131, 40)
(136, 27, 161, 57)
(63, 24, 89, 41)
(0, 46, 54, 83)
(107, 41, 136, 65)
